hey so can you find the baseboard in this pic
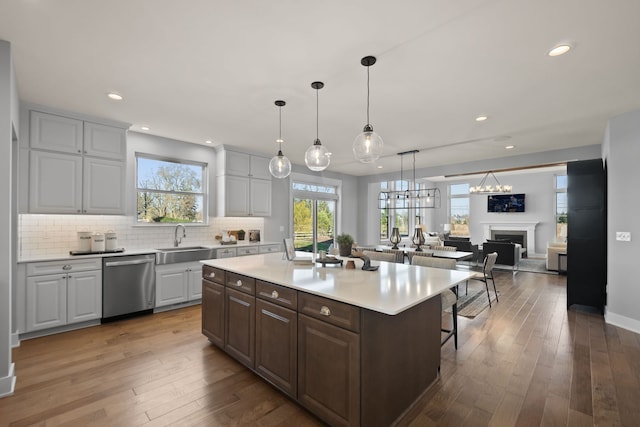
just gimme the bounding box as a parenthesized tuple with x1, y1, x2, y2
(0, 363, 16, 398)
(605, 310, 640, 334)
(11, 332, 20, 348)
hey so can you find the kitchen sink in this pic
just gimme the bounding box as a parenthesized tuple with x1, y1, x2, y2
(155, 246, 215, 265)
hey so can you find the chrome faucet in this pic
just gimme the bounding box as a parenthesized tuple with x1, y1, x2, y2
(174, 224, 186, 247)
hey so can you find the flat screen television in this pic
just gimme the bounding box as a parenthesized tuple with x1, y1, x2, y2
(488, 193, 525, 212)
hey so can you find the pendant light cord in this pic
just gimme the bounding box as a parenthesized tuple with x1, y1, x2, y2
(278, 105, 283, 151)
(316, 86, 319, 140)
(366, 65, 370, 125)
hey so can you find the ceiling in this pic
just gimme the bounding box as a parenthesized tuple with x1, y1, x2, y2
(2, 0, 639, 176)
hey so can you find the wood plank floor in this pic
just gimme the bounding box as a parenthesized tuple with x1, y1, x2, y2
(2, 271, 640, 426)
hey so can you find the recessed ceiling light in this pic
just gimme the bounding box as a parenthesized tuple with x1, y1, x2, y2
(505, 145, 515, 149)
(107, 92, 123, 101)
(205, 140, 213, 144)
(548, 44, 571, 57)
(140, 126, 150, 131)
(475, 115, 488, 122)
(377, 165, 383, 169)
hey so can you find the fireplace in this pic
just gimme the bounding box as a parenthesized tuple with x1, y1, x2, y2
(492, 230, 526, 248)
(481, 221, 539, 255)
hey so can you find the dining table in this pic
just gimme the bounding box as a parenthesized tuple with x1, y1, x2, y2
(375, 245, 474, 263)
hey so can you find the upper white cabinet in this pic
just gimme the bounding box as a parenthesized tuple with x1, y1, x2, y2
(216, 149, 272, 217)
(27, 109, 128, 214)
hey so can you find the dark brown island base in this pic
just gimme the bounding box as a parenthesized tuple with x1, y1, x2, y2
(201, 253, 473, 427)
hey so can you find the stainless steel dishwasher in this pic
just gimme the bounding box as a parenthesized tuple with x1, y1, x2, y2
(102, 254, 156, 321)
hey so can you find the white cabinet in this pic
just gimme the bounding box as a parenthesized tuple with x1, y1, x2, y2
(28, 110, 127, 215)
(259, 244, 282, 254)
(216, 150, 272, 217)
(236, 246, 260, 256)
(214, 247, 237, 259)
(25, 258, 102, 333)
(155, 261, 202, 308)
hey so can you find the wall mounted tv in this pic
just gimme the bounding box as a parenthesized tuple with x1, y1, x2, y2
(488, 193, 525, 212)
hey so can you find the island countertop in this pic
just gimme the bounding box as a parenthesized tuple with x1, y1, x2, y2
(201, 252, 474, 315)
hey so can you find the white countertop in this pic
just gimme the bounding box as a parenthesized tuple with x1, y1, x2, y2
(201, 253, 474, 315)
(18, 241, 281, 263)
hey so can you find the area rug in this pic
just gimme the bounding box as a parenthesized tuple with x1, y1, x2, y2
(446, 286, 497, 318)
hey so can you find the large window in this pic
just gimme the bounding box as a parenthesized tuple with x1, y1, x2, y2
(136, 154, 207, 223)
(449, 183, 470, 236)
(379, 180, 425, 240)
(555, 174, 568, 241)
(292, 179, 338, 253)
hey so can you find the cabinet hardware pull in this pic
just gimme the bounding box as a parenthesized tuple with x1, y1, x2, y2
(209, 272, 216, 278)
(320, 306, 331, 316)
(62, 264, 72, 271)
(236, 280, 243, 287)
(271, 290, 279, 299)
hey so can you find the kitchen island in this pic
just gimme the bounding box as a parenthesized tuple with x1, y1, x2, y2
(200, 253, 473, 427)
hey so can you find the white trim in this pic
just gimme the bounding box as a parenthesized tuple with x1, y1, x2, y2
(480, 221, 539, 256)
(605, 310, 640, 334)
(0, 363, 16, 398)
(11, 332, 19, 348)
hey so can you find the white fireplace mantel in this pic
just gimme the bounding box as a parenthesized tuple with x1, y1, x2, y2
(480, 221, 539, 254)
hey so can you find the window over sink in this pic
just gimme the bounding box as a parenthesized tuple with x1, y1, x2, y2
(136, 153, 207, 223)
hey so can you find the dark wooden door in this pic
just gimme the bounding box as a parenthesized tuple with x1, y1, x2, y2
(255, 299, 297, 397)
(202, 279, 225, 348)
(225, 287, 255, 369)
(297, 314, 360, 427)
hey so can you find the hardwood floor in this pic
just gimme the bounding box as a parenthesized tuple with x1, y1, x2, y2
(2, 271, 640, 426)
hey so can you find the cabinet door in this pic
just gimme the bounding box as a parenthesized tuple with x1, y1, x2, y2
(250, 178, 272, 216)
(225, 287, 255, 369)
(225, 175, 250, 216)
(155, 266, 188, 307)
(83, 157, 126, 214)
(26, 274, 67, 332)
(29, 150, 83, 214)
(187, 264, 203, 300)
(67, 270, 102, 323)
(298, 314, 360, 427)
(225, 151, 251, 176)
(202, 280, 225, 348)
(83, 122, 126, 160)
(30, 111, 83, 154)
(256, 299, 297, 397)
(249, 155, 271, 180)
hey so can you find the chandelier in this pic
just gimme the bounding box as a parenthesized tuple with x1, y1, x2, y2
(378, 150, 441, 209)
(469, 171, 513, 194)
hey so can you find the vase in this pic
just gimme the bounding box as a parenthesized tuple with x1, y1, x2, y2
(339, 243, 352, 257)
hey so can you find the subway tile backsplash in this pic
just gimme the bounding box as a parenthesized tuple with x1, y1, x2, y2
(18, 215, 264, 259)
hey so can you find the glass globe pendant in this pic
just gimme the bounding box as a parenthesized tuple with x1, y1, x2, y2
(269, 100, 292, 179)
(353, 56, 383, 163)
(305, 81, 330, 172)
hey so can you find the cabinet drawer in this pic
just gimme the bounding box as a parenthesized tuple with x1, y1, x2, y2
(256, 280, 297, 310)
(27, 258, 102, 276)
(226, 272, 255, 295)
(237, 246, 259, 256)
(259, 244, 282, 254)
(298, 293, 360, 333)
(215, 247, 237, 258)
(202, 265, 225, 285)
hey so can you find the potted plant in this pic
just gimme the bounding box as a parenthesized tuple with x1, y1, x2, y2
(336, 233, 354, 257)
(237, 229, 245, 240)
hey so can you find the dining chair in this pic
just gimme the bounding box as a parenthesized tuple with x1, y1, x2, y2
(411, 255, 459, 348)
(469, 252, 499, 308)
(406, 250, 433, 264)
(362, 250, 397, 263)
(379, 248, 404, 263)
(432, 245, 456, 252)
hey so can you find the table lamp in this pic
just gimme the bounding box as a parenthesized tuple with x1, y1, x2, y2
(389, 227, 401, 249)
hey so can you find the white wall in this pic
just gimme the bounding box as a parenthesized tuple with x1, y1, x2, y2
(604, 109, 640, 333)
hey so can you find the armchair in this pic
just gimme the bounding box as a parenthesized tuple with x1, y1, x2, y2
(546, 242, 567, 271)
(444, 239, 479, 263)
(481, 241, 521, 271)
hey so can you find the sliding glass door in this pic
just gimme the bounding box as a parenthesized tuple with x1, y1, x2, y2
(293, 198, 336, 253)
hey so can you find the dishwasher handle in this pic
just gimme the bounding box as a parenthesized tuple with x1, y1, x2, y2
(104, 258, 155, 268)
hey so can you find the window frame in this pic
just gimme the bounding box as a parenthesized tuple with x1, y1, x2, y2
(555, 174, 568, 240)
(448, 183, 470, 237)
(135, 152, 208, 225)
(379, 180, 427, 240)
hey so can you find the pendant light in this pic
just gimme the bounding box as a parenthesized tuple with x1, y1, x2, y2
(305, 81, 330, 172)
(353, 55, 383, 163)
(269, 100, 292, 179)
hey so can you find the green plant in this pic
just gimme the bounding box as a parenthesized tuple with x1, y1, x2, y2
(336, 233, 354, 247)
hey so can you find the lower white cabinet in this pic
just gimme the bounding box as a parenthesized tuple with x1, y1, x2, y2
(155, 261, 202, 307)
(25, 259, 102, 332)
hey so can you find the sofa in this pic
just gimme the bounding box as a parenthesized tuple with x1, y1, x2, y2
(481, 241, 522, 270)
(546, 242, 567, 271)
(443, 239, 479, 263)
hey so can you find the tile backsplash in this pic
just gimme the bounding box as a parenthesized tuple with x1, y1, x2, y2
(18, 214, 264, 259)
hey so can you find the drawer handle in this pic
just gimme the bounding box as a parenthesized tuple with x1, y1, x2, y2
(236, 280, 243, 287)
(62, 264, 72, 271)
(209, 272, 216, 278)
(271, 290, 279, 299)
(320, 306, 331, 317)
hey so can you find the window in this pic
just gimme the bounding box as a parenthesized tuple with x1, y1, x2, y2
(292, 178, 339, 253)
(555, 174, 568, 240)
(136, 154, 207, 223)
(449, 183, 470, 236)
(379, 180, 426, 240)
